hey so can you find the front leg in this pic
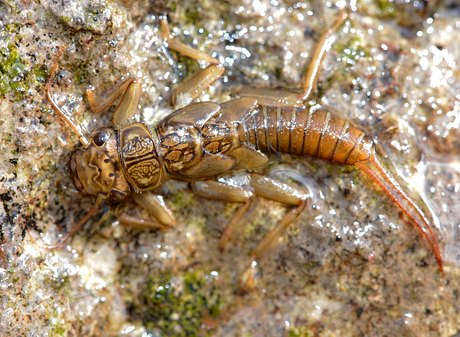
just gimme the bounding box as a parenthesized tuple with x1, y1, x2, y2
(118, 192, 175, 230)
(87, 78, 142, 127)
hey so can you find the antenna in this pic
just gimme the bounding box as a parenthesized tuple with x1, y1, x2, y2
(45, 43, 89, 146)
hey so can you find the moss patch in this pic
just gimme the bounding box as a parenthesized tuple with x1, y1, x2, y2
(128, 270, 222, 336)
(0, 43, 31, 99)
(376, 0, 397, 19)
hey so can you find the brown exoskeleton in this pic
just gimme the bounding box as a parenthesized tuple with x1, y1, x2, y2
(43, 11, 443, 282)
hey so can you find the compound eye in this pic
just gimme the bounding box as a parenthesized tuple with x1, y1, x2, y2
(94, 129, 110, 146)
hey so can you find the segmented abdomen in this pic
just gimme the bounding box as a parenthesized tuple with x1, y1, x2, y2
(238, 105, 373, 165)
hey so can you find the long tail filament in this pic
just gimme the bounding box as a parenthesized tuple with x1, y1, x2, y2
(354, 151, 443, 274)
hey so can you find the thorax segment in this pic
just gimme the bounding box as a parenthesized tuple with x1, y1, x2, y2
(118, 123, 165, 191)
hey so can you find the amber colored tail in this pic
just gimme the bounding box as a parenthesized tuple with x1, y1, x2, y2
(354, 151, 443, 274)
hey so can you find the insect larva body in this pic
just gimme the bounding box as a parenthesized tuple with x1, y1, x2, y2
(42, 11, 443, 279)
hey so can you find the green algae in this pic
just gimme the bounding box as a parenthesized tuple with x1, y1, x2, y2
(376, 0, 397, 19)
(128, 270, 222, 336)
(0, 43, 30, 99)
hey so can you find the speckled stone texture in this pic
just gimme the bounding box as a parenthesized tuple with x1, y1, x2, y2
(1, 0, 460, 336)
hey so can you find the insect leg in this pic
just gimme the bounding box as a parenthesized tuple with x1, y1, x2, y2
(190, 180, 257, 249)
(248, 174, 309, 259)
(232, 87, 303, 108)
(300, 10, 347, 102)
(169, 65, 224, 107)
(161, 101, 222, 128)
(159, 16, 224, 107)
(160, 16, 220, 65)
(232, 11, 348, 106)
(118, 193, 175, 230)
(87, 78, 142, 127)
(30, 203, 101, 249)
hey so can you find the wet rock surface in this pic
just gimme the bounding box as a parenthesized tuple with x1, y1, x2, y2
(1, 0, 460, 336)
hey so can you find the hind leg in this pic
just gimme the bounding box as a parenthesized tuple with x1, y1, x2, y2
(232, 10, 348, 107)
(191, 175, 309, 291)
(300, 10, 347, 101)
(248, 174, 309, 259)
